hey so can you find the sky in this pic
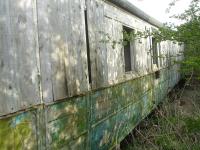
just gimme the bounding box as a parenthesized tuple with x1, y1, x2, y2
(127, 0, 192, 25)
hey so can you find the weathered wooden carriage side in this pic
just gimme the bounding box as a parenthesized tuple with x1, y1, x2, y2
(37, 0, 90, 102)
(0, 0, 41, 116)
(0, 0, 184, 149)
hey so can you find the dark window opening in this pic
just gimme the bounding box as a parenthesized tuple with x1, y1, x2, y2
(123, 26, 133, 72)
(155, 71, 160, 79)
(84, 9, 92, 84)
(152, 37, 158, 67)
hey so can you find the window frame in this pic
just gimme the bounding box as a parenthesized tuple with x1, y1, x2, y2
(122, 26, 135, 73)
(152, 37, 159, 68)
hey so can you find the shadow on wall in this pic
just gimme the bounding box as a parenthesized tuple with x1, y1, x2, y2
(37, 0, 89, 102)
(0, 0, 41, 116)
(0, 0, 90, 115)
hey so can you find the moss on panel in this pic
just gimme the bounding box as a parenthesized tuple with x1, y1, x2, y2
(0, 68, 178, 149)
(91, 115, 117, 150)
(47, 97, 88, 149)
(0, 111, 37, 150)
(0, 118, 14, 150)
(90, 89, 114, 124)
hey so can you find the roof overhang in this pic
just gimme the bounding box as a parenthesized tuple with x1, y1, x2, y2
(108, 0, 163, 28)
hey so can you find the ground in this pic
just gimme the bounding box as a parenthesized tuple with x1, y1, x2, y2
(120, 78, 200, 150)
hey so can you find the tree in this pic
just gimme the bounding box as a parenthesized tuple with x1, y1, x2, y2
(156, 0, 200, 78)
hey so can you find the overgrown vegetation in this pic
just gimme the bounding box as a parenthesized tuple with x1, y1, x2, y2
(121, 79, 200, 150)
(120, 1, 200, 149)
(154, 0, 200, 78)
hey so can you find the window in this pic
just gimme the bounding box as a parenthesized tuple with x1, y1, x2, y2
(123, 26, 134, 72)
(152, 37, 159, 67)
(155, 71, 160, 79)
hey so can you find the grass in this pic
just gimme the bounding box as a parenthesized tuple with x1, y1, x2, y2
(120, 78, 200, 150)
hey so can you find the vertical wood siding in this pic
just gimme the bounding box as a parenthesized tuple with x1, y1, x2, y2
(87, 0, 108, 88)
(0, 0, 40, 115)
(0, 0, 184, 116)
(105, 17, 124, 84)
(37, 0, 89, 102)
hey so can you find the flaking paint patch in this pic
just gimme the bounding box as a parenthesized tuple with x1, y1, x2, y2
(0, 68, 180, 149)
(0, 111, 37, 150)
(47, 97, 87, 149)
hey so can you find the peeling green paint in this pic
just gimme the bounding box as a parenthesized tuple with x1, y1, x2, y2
(47, 97, 88, 149)
(0, 68, 180, 149)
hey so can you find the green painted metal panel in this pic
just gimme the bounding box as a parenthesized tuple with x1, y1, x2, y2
(115, 101, 142, 143)
(0, 67, 181, 149)
(90, 88, 116, 125)
(90, 115, 116, 150)
(46, 97, 88, 149)
(141, 90, 154, 117)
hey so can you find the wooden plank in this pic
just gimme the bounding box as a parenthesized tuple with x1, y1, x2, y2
(87, 0, 108, 89)
(160, 41, 168, 67)
(66, 0, 89, 96)
(104, 1, 156, 74)
(37, 0, 55, 103)
(134, 37, 145, 73)
(37, 0, 89, 102)
(104, 1, 148, 32)
(105, 17, 114, 82)
(112, 21, 124, 81)
(0, 0, 41, 116)
(0, 0, 17, 115)
(105, 18, 124, 84)
(146, 34, 152, 72)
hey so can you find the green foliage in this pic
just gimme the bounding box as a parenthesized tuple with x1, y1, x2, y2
(157, 0, 200, 78)
(183, 117, 200, 133)
(123, 0, 200, 78)
(122, 80, 200, 150)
